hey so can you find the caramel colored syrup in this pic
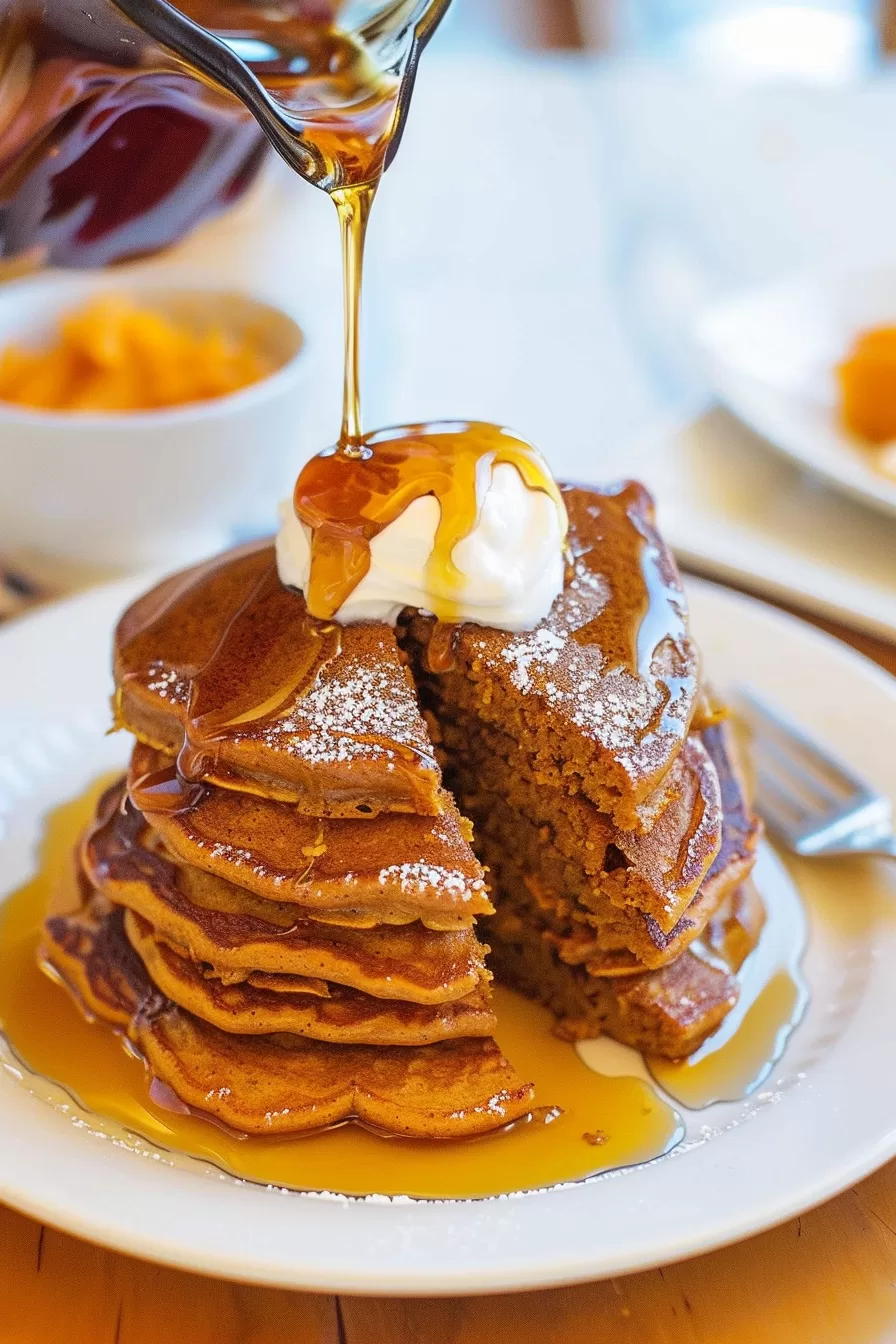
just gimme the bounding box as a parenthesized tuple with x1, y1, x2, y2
(174, 565, 342, 785)
(243, 16, 402, 451)
(426, 620, 461, 674)
(116, 547, 351, 794)
(573, 482, 688, 682)
(652, 970, 804, 1110)
(0, 782, 683, 1200)
(127, 761, 205, 817)
(223, 10, 403, 456)
(649, 854, 809, 1110)
(238, 8, 567, 616)
(179, 1, 405, 191)
(333, 183, 376, 448)
(294, 421, 568, 621)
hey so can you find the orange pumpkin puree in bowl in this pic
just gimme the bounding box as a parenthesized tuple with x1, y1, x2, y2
(837, 325, 896, 445)
(0, 295, 276, 412)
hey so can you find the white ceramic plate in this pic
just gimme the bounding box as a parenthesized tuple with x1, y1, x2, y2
(0, 575, 895, 1294)
(697, 267, 896, 520)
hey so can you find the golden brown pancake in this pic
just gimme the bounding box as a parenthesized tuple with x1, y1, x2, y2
(42, 481, 765, 1136)
(459, 720, 760, 976)
(42, 869, 534, 1139)
(137, 1008, 534, 1139)
(113, 543, 443, 817)
(125, 910, 497, 1045)
(403, 484, 702, 830)
(127, 742, 491, 929)
(488, 882, 766, 1057)
(83, 782, 490, 1004)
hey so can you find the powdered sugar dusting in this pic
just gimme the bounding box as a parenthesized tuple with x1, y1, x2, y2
(378, 863, 486, 902)
(145, 662, 189, 706)
(501, 628, 566, 694)
(249, 644, 433, 769)
(471, 495, 698, 783)
(496, 615, 670, 780)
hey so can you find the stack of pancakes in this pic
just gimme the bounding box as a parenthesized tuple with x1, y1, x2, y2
(403, 483, 761, 1056)
(43, 482, 760, 1137)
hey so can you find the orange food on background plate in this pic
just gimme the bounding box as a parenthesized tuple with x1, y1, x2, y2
(837, 325, 896, 445)
(0, 295, 275, 412)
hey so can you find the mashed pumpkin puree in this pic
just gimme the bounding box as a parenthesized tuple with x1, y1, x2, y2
(0, 296, 275, 412)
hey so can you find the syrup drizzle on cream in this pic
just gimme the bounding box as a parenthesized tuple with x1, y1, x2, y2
(293, 421, 568, 623)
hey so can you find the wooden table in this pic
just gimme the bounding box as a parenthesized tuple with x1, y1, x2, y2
(1, 588, 894, 1343)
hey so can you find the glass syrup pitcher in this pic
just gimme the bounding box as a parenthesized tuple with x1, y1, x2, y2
(0, 0, 450, 268)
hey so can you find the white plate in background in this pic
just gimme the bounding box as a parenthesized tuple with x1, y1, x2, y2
(697, 267, 896, 520)
(629, 408, 896, 644)
(0, 575, 894, 1293)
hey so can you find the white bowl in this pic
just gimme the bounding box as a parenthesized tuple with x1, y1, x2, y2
(0, 267, 311, 570)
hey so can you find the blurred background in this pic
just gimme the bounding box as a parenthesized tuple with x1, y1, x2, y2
(448, 0, 885, 67)
(405, 0, 896, 448)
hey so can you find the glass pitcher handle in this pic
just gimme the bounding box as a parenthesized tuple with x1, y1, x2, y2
(110, 0, 324, 179)
(109, 0, 453, 189)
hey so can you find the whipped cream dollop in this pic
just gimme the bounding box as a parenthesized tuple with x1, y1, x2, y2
(276, 461, 567, 631)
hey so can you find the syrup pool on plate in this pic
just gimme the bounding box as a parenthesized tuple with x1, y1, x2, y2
(649, 845, 809, 1109)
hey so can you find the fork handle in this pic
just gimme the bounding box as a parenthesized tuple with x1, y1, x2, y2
(870, 835, 896, 859)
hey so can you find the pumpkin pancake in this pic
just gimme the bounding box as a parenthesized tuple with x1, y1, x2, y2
(127, 742, 491, 930)
(113, 544, 443, 818)
(42, 867, 534, 1139)
(456, 719, 759, 976)
(136, 1008, 535, 1139)
(124, 910, 497, 1045)
(440, 724, 725, 941)
(83, 782, 490, 1004)
(402, 484, 702, 831)
(487, 882, 766, 1056)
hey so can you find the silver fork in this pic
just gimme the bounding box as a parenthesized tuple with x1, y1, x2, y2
(735, 688, 896, 860)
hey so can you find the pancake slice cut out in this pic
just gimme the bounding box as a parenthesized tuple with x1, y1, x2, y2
(402, 484, 702, 830)
(439, 719, 724, 935)
(487, 881, 766, 1057)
